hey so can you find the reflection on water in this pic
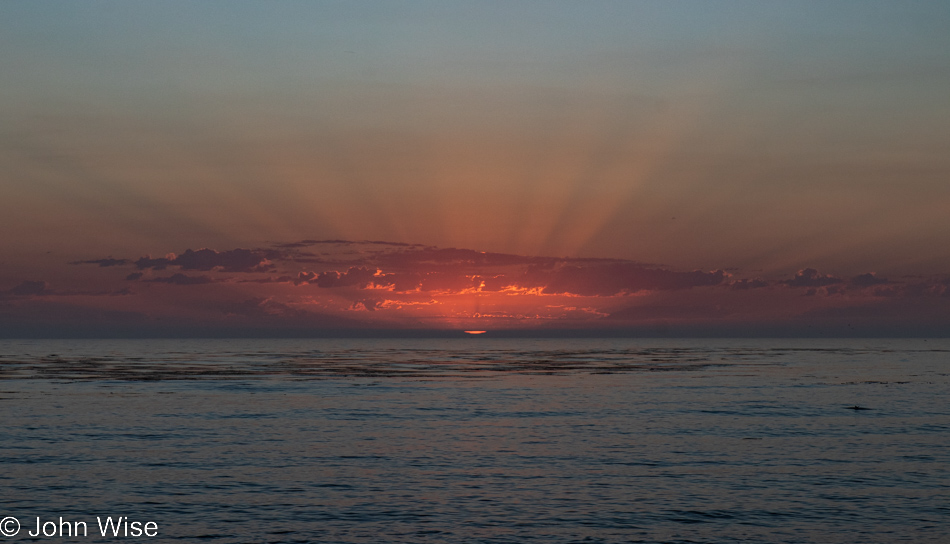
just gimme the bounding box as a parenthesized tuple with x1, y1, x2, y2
(1, 338, 948, 543)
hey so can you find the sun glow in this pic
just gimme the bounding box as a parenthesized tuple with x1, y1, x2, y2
(464, 330, 488, 335)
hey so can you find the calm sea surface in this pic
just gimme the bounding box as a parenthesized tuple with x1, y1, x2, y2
(0, 338, 947, 543)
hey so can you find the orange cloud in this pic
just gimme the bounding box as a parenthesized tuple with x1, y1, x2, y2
(20, 239, 946, 336)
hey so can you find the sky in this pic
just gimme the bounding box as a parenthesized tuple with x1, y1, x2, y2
(2, 1, 950, 336)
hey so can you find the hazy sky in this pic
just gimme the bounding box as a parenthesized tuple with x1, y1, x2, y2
(2, 1, 949, 335)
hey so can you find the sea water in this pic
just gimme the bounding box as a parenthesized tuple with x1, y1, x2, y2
(0, 338, 947, 543)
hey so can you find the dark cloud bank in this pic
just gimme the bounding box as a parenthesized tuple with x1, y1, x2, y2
(3, 240, 946, 337)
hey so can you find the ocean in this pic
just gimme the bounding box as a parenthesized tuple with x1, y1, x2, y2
(0, 338, 947, 543)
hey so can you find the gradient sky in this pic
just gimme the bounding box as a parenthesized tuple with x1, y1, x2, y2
(2, 1, 950, 336)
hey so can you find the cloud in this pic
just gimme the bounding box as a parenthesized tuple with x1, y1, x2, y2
(134, 255, 173, 270)
(875, 281, 947, 298)
(293, 271, 316, 285)
(377, 247, 536, 267)
(134, 248, 276, 272)
(418, 271, 480, 293)
(237, 275, 296, 284)
(71, 258, 131, 267)
(372, 247, 620, 270)
(782, 268, 843, 288)
(527, 263, 725, 296)
(824, 285, 847, 296)
(172, 248, 273, 272)
(351, 299, 381, 311)
(313, 267, 378, 288)
(6, 280, 53, 297)
(146, 273, 216, 285)
(239, 244, 724, 296)
(372, 272, 423, 292)
(298, 260, 723, 297)
(273, 239, 426, 249)
(56, 239, 950, 336)
(10, 234, 950, 337)
(849, 273, 889, 288)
